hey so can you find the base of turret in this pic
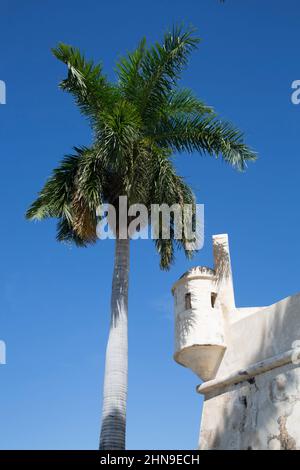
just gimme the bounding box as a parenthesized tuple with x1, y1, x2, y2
(174, 344, 226, 382)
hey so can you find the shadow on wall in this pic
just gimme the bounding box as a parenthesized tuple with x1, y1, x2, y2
(175, 239, 232, 344)
(213, 239, 231, 286)
(99, 407, 126, 450)
(201, 295, 300, 450)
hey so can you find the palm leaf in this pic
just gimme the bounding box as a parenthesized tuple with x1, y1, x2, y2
(52, 43, 116, 121)
(151, 114, 256, 170)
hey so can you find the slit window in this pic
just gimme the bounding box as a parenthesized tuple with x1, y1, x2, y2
(185, 293, 192, 310)
(211, 292, 217, 308)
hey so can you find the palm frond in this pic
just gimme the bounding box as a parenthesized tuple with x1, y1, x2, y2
(56, 216, 88, 247)
(138, 25, 200, 121)
(155, 238, 175, 270)
(26, 146, 105, 244)
(152, 114, 257, 170)
(117, 38, 147, 101)
(26, 153, 80, 221)
(52, 43, 116, 121)
(96, 100, 142, 179)
(147, 148, 197, 269)
(162, 88, 212, 117)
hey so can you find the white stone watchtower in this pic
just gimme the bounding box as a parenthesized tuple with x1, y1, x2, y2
(172, 234, 300, 450)
(172, 234, 233, 381)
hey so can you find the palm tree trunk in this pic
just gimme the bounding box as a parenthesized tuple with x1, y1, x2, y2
(99, 237, 130, 450)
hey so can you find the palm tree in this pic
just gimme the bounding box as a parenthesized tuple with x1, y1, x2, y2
(26, 26, 256, 450)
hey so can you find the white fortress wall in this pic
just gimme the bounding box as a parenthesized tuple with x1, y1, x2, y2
(172, 234, 300, 450)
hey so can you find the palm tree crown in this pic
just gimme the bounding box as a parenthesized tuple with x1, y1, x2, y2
(26, 26, 256, 268)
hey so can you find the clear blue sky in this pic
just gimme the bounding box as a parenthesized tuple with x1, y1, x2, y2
(0, 0, 299, 450)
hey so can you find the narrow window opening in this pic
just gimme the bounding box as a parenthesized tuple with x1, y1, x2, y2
(211, 292, 217, 308)
(185, 293, 192, 310)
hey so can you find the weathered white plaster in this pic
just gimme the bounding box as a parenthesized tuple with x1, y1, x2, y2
(172, 266, 226, 381)
(172, 234, 300, 450)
